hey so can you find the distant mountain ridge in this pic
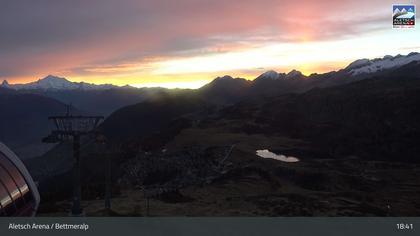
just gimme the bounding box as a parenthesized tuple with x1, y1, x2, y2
(345, 52, 420, 75)
(3, 52, 419, 160)
(100, 52, 420, 143)
(256, 69, 306, 80)
(1, 75, 164, 116)
(1, 75, 125, 91)
(2, 52, 419, 92)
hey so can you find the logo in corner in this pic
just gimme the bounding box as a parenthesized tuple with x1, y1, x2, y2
(393, 4, 415, 28)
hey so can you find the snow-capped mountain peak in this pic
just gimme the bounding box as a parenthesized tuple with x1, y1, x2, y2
(256, 69, 304, 80)
(35, 75, 77, 89)
(259, 70, 280, 80)
(1, 80, 10, 88)
(1, 75, 118, 91)
(43, 75, 66, 81)
(348, 52, 420, 76)
(286, 69, 304, 79)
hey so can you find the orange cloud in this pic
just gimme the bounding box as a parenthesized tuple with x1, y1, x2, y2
(1, 0, 417, 88)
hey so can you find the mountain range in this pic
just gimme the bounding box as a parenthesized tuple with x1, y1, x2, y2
(3, 52, 419, 92)
(99, 52, 420, 163)
(1, 75, 122, 90)
(5, 52, 420, 217)
(1, 52, 420, 160)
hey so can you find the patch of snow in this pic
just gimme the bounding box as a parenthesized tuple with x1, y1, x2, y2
(257, 70, 279, 80)
(345, 59, 371, 70)
(256, 149, 300, 163)
(349, 53, 420, 75)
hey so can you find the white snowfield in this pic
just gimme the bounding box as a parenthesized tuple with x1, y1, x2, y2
(256, 69, 304, 80)
(349, 53, 420, 76)
(256, 149, 300, 163)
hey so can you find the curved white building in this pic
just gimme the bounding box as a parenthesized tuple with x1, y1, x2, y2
(0, 142, 40, 216)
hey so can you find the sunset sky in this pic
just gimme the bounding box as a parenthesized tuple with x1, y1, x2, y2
(1, 0, 419, 88)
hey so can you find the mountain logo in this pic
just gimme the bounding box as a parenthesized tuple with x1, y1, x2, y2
(393, 4, 415, 28)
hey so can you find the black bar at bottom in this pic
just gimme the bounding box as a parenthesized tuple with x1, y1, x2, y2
(0, 218, 419, 236)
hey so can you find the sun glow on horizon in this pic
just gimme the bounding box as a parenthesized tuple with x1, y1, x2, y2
(4, 28, 420, 89)
(2, 0, 420, 89)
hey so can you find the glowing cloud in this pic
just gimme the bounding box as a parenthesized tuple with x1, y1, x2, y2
(1, 0, 419, 88)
